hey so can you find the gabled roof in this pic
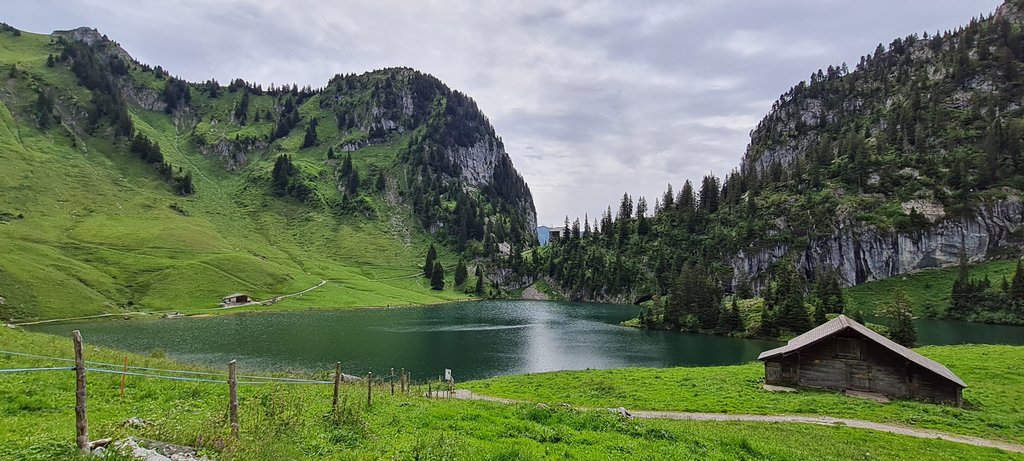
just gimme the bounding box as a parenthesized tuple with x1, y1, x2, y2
(223, 293, 248, 298)
(757, 315, 967, 388)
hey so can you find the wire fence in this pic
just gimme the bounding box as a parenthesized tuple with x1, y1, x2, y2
(2, 331, 462, 453)
(0, 349, 455, 390)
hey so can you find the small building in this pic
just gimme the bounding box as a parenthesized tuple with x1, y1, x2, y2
(222, 293, 252, 305)
(548, 227, 566, 241)
(757, 315, 966, 405)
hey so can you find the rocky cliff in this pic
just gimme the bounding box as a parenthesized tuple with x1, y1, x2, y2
(733, 196, 1024, 289)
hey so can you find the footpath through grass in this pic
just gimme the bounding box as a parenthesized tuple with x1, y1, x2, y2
(1, 328, 1019, 460)
(465, 345, 1024, 444)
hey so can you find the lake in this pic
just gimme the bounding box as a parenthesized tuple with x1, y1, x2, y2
(25, 300, 1024, 381)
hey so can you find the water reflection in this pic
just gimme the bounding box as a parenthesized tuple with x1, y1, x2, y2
(26, 301, 1024, 381)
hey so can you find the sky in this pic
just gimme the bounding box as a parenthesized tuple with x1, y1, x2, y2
(5, 0, 1004, 226)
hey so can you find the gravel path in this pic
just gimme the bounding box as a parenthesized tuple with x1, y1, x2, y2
(443, 390, 1024, 454)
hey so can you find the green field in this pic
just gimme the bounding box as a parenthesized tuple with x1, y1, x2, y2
(0, 30, 473, 322)
(1, 327, 1019, 460)
(466, 345, 1024, 443)
(845, 259, 1019, 316)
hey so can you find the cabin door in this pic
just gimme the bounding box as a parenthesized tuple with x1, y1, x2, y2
(847, 363, 871, 391)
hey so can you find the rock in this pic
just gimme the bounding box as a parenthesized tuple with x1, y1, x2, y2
(123, 417, 152, 428)
(609, 407, 633, 419)
(91, 446, 107, 457)
(534, 403, 549, 409)
(114, 437, 208, 461)
(114, 438, 171, 461)
(732, 196, 1024, 290)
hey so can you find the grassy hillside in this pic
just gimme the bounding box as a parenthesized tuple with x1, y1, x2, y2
(466, 345, 1024, 443)
(846, 259, 1019, 316)
(0, 29, 479, 321)
(1, 327, 1018, 460)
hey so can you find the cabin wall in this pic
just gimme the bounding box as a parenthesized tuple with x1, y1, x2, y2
(762, 331, 962, 404)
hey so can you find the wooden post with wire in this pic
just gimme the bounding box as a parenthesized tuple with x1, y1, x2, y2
(72, 330, 89, 454)
(390, 367, 395, 395)
(367, 372, 373, 407)
(120, 355, 128, 400)
(332, 362, 341, 412)
(400, 368, 406, 394)
(228, 360, 238, 438)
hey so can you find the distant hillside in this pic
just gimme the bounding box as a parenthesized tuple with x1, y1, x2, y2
(0, 24, 535, 320)
(537, 0, 1024, 327)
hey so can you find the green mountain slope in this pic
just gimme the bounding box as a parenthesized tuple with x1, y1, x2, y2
(538, 0, 1024, 329)
(0, 25, 535, 320)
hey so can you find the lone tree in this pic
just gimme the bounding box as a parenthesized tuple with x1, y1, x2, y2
(423, 243, 437, 279)
(454, 258, 468, 286)
(885, 288, 917, 347)
(430, 261, 445, 290)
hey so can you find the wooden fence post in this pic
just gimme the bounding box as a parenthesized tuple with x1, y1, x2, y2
(428, 382, 432, 399)
(228, 360, 238, 438)
(120, 355, 128, 400)
(332, 362, 341, 412)
(367, 372, 373, 407)
(390, 368, 395, 396)
(400, 368, 406, 394)
(72, 330, 89, 454)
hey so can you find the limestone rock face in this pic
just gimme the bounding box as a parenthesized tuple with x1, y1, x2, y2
(732, 197, 1024, 290)
(197, 138, 267, 172)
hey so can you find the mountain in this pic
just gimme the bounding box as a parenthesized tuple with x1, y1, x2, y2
(0, 25, 535, 320)
(538, 0, 1024, 326)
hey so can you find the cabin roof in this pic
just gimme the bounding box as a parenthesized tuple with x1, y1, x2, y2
(757, 315, 967, 388)
(224, 293, 248, 298)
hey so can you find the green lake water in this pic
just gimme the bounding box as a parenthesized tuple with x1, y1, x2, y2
(25, 300, 1024, 381)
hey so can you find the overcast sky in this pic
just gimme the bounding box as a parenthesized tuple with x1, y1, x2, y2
(6, 0, 1004, 226)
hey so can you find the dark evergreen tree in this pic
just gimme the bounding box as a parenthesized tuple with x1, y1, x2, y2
(430, 261, 445, 290)
(885, 288, 917, 347)
(302, 118, 319, 148)
(234, 90, 249, 124)
(813, 269, 845, 314)
(475, 265, 485, 296)
(455, 258, 468, 286)
(423, 244, 437, 279)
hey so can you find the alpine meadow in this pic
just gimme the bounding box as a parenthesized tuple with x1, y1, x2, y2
(3, 1, 1024, 460)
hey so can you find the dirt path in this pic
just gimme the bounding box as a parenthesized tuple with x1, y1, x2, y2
(442, 390, 1024, 454)
(216, 280, 329, 310)
(520, 284, 549, 301)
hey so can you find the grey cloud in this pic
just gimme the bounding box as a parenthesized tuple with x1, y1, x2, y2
(4, 0, 1005, 226)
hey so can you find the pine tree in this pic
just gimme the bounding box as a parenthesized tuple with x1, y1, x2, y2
(423, 244, 437, 279)
(234, 91, 249, 124)
(455, 258, 468, 286)
(813, 269, 845, 314)
(475, 265, 485, 296)
(1011, 259, 1024, 303)
(340, 153, 353, 178)
(346, 168, 360, 195)
(949, 247, 972, 319)
(885, 288, 917, 347)
(431, 261, 445, 290)
(302, 118, 318, 148)
(326, 146, 336, 160)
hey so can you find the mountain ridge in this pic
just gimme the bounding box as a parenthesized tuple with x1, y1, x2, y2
(0, 23, 535, 319)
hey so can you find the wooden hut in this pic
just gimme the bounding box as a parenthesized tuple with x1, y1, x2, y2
(222, 293, 252, 305)
(758, 315, 966, 405)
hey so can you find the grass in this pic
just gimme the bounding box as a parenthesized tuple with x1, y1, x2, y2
(846, 259, 1018, 316)
(0, 30, 472, 322)
(465, 345, 1024, 444)
(1, 327, 1019, 460)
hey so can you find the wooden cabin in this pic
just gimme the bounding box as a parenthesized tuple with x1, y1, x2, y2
(758, 315, 966, 405)
(222, 293, 252, 305)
